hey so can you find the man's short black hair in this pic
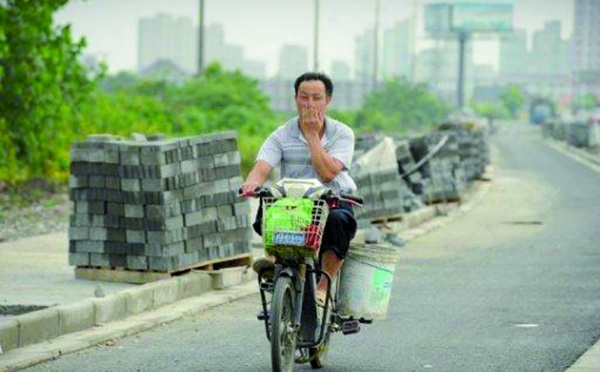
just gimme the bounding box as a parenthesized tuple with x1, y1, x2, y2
(294, 72, 334, 97)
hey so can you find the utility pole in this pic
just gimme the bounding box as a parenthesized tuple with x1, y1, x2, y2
(372, 0, 380, 89)
(198, 0, 205, 76)
(314, 0, 320, 71)
(409, 0, 418, 83)
(457, 31, 468, 108)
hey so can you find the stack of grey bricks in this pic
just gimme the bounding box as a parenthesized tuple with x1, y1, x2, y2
(455, 128, 489, 181)
(352, 168, 406, 220)
(567, 122, 593, 148)
(395, 140, 426, 211)
(68, 132, 252, 273)
(409, 131, 466, 204)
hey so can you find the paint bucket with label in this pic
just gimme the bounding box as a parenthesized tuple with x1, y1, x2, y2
(338, 243, 399, 320)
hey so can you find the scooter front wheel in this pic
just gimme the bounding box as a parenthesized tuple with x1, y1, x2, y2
(271, 276, 297, 372)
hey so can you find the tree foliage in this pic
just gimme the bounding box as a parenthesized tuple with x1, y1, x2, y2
(472, 102, 510, 120)
(356, 78, 450, 135)
(500, 84, 525, 119)
(0, 0, 101, 184)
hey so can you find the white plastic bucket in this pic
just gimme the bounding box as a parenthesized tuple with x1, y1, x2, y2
(339, 243, 399, 320)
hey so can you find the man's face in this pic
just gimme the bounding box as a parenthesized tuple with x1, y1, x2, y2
(295, 80, 331, 121)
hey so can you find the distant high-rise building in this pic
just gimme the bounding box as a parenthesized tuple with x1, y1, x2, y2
(204, 23, 265, 79)
(415, 39, 478, 104)
(330, 61, 351, 81)
(499, 29, 529, 78)
(531, 21, 571, 77)
(278, 45, 309, 80)
(382, 20, 411, 80)
(573, 0, 600, 90)
(138, 13, 196, 74)
(355, 28, 375, 84)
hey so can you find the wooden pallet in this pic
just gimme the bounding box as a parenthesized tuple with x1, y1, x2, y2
(74, 253, 253, 284)
(370, 214, 404, 225)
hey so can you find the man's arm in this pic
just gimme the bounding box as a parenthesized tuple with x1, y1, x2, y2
(305, 135, 343, 183)
(241, 160, 273, 195)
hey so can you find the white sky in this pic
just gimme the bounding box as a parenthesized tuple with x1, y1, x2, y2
(54, 0, 574, 77)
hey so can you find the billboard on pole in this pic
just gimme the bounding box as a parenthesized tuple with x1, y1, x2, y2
(425, 2, 514, 36)
(424, 3, 453, 36)
(452, 2, 513, 33)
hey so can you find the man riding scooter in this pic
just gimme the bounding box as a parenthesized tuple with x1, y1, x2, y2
(241, 72, 357, 305)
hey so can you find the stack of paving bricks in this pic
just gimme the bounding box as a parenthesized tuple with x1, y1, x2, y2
(455, 127, 489, 182)
(354, 133, 384, 160)
(409, 131, 466, 204)
(351, 138, 406, 222)
(567, 122, 592, 148)
(68, 132, 252, 277)
(352, 169, 406, 221)
(395, 140, 426, 211)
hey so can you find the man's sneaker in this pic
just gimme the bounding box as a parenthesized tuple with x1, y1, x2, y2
(252, 257, 275, 280)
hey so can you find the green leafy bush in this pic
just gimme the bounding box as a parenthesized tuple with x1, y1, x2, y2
(356, 78, 450, 136)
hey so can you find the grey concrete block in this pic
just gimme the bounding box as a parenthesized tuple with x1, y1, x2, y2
(0, 318, 19, 353)
(185, 237, 203, 253)
(75, 241, 104, 253)
(90, 253, 110, 267)
(69, 175, 89, 189)
(180, 159, 197, 173)
(160, 163, 181, 178)
(213, 153, 229, 167)
(217, 205, 233, 218)
(17, 307, 60, 347)
(186, 221, 217, 238)
(105, 176, 121, 190)
(107, 202, 125, 216)
(126, 255, 148, 270)
(124, 286, 154, 315)
(126, 230, 146, 243)
(125, 204, 144, 218)
(104, 144, 120, 164)
(121, 178, 140, 192)
(148, 280, 179, 308)
(69, 226, 89, 240)
(233, 201, 251, 216)
(89, 175, 105, 189)
(228, 176, 243, 191)
(106, 228, 127, 242)
(184, 207, 217, 226)
(68, 252, 90, 266)
(202, 232, 222, 248)
(92, 293, 127, 325)
(70, 147, 89, 162)
(210, 267, 245, 290)
(141, 178, 163, 192)
(148, 256, 173, 271)
(88, 201, 106, 215)
(165, 216, 184, 230)
(217, 216, 237, 231)
(120, 149, 140, 166)
(145, 205, 166, 220)
(58, 299, 95, 335)
(147, 231, 167, 244)
(89, 227, 108, 241)
(87, 148, 106, 163)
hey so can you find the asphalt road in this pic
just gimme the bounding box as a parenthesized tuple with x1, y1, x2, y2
(26, 124, 600, 372)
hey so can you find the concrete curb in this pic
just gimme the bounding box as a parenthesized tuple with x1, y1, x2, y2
(566, 342, 600, 372)
(0, 267, 251, 359)
(0, 281, 258, 372)
(545, 138, 600, 173)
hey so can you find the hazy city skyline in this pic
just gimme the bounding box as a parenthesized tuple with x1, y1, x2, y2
(55, 0, 574, 77)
